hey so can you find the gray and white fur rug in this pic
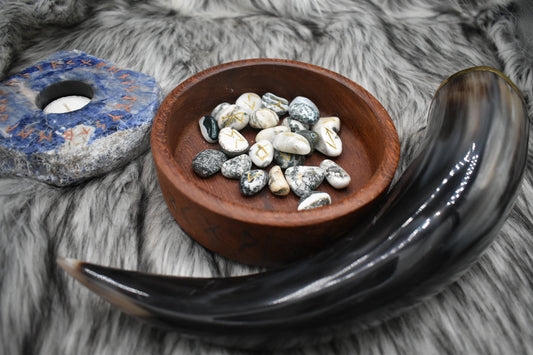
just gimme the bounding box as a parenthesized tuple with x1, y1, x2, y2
(1, 1, 532, 354)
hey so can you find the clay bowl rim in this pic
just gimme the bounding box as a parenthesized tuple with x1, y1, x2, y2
(151, 58, 400, 229)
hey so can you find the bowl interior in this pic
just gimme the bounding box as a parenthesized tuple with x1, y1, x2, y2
(154, 59, 399, 230)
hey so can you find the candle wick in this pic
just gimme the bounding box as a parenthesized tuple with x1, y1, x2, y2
(63, 103, 72, 112)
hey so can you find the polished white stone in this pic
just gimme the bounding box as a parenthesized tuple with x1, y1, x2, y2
(236, 92, 262, 115)
(218, 127, 249, 156)
(255, 125, 290, 142)
(312, 116, 341, 133)
(272, 132, 311, 155)
(249, 139, 274, 168)
(216, 104, 250, 130)
(249, 108, 279, 129)
(315, 126, 342, 157)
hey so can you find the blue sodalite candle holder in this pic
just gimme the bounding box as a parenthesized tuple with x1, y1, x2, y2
(0, 50, 161, 186)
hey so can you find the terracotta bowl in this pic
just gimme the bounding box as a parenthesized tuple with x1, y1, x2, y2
(151, 59, 400, 267)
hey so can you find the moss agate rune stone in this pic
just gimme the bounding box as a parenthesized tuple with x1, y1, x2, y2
(282, 116, 309, 132)
(272, 132, 311, 155)
(320, 159, 351, 189)
(294, 129, 319, 153)
(261, 92, 289, 116)
(218, 127, 249, 156)
(216, 104, 249, 130)
(255, 125, 290, 143)
(298, 191, 331, 210)
(249, 139, 274, 168)
(235, 92, 262, 115)
(315, 126, 342, 157)
(0, 50, 161, 186)
(285, 165, 325, 197)
(313, 116, 341, 133)
(288, 96, 319, 125)
(192, 149, 227, 178)
(221, 154, 252, 179)
(273, 150, 305, 169)
(240, 169, 268, 196)
(249, 108, 279, 129)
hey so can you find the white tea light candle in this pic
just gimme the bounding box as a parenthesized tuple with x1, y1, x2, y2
(43, 95, 91, 114)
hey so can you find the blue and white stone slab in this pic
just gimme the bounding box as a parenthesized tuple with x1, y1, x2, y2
(0, 50, 161, 186)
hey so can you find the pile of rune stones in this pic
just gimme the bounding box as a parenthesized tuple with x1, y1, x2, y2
(192, 92, 351, 211)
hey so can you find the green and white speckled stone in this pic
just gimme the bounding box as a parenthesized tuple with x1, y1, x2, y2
(273, 150, 305, 169)
(288, 96, 319, 125)
(320, 159, 351, 189)
(261, 92, 289, 116)
(192, 149, 227, 178)
(282, 117, 309, 132)
(221, 154, 252, 179)
(285, 165, 325, 197)
(240, 169, 268, 196)
(297, 191, 332, 210)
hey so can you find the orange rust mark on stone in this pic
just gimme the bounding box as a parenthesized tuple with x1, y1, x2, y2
(95, 62, 106, 69)
(0, 114, 8, 121)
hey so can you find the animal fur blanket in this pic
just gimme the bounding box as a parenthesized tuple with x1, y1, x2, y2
(1, 0, 532, 354)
